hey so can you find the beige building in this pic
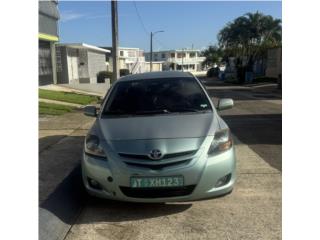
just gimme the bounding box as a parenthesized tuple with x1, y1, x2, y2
(102, 47, 147, 74)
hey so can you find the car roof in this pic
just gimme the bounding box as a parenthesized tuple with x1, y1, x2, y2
(117, 71, 194, 82)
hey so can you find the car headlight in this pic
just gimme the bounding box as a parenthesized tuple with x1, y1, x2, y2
(208, 129, 232, 156)
(85, 134, 107, 158)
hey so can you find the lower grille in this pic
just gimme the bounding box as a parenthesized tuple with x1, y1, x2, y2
(120, 185, 196, 198)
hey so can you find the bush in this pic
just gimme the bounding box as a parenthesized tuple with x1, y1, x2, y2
(97, 71, 112, 83)
(206, 67, 219, 78)
(120, 69, 130, 77)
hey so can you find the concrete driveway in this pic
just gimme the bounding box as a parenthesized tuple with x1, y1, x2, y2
(39, 79, 281, 240)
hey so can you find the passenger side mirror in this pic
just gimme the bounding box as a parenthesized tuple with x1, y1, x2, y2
(217, 98, 234, 111)
(84, 105, 97, 117)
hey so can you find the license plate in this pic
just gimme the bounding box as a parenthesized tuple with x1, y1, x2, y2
(130, 176, 184, 188)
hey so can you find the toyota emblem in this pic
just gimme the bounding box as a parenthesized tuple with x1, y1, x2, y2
(149, 149, 162, 160)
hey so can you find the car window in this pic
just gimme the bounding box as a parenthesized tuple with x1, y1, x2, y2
(102, 77, 212, 116)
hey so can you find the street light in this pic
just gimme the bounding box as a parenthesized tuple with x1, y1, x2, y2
(150, 30, 164, 72)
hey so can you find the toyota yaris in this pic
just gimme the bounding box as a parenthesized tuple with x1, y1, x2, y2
(82, 71, 236, 202)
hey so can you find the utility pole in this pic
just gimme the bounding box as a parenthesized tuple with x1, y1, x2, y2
(150, 32, 153, 72)
(149, 30, 164, 72)
(111, 0, 119, 81)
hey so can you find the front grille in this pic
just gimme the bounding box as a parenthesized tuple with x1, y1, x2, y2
(120, 185, 196, 198)
(124, 159, 191, 170)
(118, 150, 197, 160)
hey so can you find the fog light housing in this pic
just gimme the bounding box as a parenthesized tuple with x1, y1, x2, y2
(88, 177, 102, 190)
(215, 173, 232, 187)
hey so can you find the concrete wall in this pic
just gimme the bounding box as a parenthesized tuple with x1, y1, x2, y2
(87, 51, 107, 83)
(78, 49, 90, 83)
(39, 0, 59, 36)
(266, 47, 282, 78)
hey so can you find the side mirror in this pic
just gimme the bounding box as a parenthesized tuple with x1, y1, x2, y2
(217, 98, 234, 111)
(84, 105, 97, 117)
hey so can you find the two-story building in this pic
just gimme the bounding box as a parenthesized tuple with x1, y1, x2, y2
(38, 0, 60, 85)
(101, 47, 148, 74)
(145, 49, 205, 72)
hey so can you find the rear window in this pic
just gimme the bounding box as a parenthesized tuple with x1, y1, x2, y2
(103, 77, 212, 116)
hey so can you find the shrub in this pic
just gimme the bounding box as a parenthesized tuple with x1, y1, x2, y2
(97, 71, 112, 83)
(206, 67, 219, 78)
(120, 69, 130, 77)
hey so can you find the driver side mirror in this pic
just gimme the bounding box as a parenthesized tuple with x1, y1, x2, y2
(84, 105, 97, 117)
(217, 98, 234, 111)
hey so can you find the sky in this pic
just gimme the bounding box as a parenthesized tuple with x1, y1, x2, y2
(59, 1, 282, 51)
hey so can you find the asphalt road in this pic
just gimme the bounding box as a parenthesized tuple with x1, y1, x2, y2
(39, 78, 282, 240)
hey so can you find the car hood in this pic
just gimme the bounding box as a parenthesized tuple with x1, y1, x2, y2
(98, 112, 217, 141)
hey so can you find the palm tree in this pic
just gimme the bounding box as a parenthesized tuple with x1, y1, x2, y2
(201, 45, 223, 68)
(218, 12, 281, 82)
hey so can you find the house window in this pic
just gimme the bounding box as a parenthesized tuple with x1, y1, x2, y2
(120, 50, 124, 56)
(189, 52, 195, 58)
(128, 51, 135, 57)
(161, 53, 166, 59)
(170, 53, 175, 58)
(177, 53, 186, 58)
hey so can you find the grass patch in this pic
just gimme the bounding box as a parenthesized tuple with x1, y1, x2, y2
(39, 89, 100, 105)
(39, 102, 74, 115)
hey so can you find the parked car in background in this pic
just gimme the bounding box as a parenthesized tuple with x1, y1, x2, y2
(82, 71, 236, 202)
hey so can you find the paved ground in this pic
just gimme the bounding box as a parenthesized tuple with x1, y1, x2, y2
(39, 98, 85, 108)
(39, 78, 281, 240)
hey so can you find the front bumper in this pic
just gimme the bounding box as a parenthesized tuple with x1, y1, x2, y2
(81, 139, 236, 202)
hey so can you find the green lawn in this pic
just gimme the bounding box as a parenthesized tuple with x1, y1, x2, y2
(39, 89, 100, 105)
(39, 102, 74, 115)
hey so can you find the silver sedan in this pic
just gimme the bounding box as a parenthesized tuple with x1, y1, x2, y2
(82, 71, 236, 202)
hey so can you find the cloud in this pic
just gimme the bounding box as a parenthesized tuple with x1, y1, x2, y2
(60, 11, 134, 22)
(86, 14, 108, 20)
(60, 10, 87, 22)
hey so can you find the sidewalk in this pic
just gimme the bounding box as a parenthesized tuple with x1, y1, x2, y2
(39, 98, 84, 108)
(39, 84, 105, 97)
(39, 111, 95, 240)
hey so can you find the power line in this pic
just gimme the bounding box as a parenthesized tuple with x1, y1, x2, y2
(133, 1, 149, 36)
(132, 1, 168, 50)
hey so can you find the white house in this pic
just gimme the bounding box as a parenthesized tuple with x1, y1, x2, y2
(101, 47, 148, 74)
(55, 43, 110, 84)
(145, 49, 206, 72)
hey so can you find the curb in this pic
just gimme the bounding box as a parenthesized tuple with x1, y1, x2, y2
(39, 165, 87, 240)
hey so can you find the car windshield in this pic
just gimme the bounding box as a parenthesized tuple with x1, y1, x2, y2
(102, 77, 212, 116)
